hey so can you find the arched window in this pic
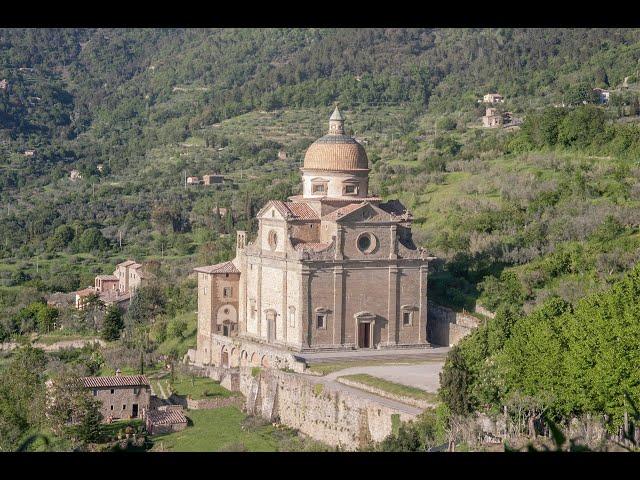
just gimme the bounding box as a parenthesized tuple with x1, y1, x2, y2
(288, 306, 296, 327)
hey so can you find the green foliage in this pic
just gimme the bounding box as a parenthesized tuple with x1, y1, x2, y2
(0, 346, 47, 451)
(373, 409, 443, 451)
(101, 305, 124, 341)
(445, 264, 640, 429)
(478, 271, 525, 312)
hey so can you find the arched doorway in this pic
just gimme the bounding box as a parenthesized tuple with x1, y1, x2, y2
(216, 304, 237, 337)
(261, 356, 270, 368)
(221, 348, 229, 368)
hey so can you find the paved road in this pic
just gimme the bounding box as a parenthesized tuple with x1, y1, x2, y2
(324, 362, 443, 393)
(296, 347, 450, 414)
(310, 372, 424, 415)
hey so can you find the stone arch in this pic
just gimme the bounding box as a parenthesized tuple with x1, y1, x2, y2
(240, 350, 248, 367)
(220, 346, 229, 368)
(230, 347, 239, 368)
(217, 304, 237, 336)
(261, 355, 270, 368)
(250, 352, 260, 367)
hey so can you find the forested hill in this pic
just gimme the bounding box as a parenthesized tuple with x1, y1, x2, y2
(2, 28, 640, 182)
(3, 28, 640, 321)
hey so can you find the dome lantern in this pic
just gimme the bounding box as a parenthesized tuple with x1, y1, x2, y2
(329, 105, 345, 135)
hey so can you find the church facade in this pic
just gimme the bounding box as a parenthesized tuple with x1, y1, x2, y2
(194, 107, 434, 365)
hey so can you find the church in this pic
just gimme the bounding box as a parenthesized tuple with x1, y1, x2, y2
(193, 107, 434, 365)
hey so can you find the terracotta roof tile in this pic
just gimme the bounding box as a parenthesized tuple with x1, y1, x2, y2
(322, 202, 367, 221)
(76, 287, 96, 296)
(294, 242, 331, 252)
(269, 201, 319, 221)
(82, 375, 150, 388)
(194, 260, 240, 274)
(96, 275, 118, 281)
(146, 409, 187, 425)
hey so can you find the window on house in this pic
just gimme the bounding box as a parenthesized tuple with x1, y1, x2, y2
(312, 183, 327, 194)
(110, 389, 114, 395)
(123, 404, 126, 410)
(403, 311, 412, 326)
(316, 314, 326, 329)
(344, 184, 358, 195)
(110, 405, 114, 411)
(223, 287, 232, 298)
(133, 388, 139, 395)
(92, 389, 97, 396)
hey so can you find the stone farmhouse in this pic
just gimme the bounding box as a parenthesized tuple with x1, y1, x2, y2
(82, 371, 150, 422)
(75, 259, 149, 310)
(483, 93, 504, 104)
(593, 87, 610, 104)
(482, 107, 503, 128)
(193, 107, 435, 368)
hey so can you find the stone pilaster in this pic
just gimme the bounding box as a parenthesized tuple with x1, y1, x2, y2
(300, 266, 312, 348)
(333, 265, 345, 345)
(418, 263, 428, 343)
(257, 261, 263, 338)
(387, 266, 399, 346)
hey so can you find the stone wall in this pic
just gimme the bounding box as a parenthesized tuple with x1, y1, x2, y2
(427, 301, 482, 347)
(191, 335, 307, 373)
(186, 395, 244, 410)
(238, 368, 416, 450)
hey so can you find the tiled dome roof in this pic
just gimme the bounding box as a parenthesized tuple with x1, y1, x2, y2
(303, 107, 369, 171)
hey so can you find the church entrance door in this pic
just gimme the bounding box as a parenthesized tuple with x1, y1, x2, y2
(358, 322, 371, 348)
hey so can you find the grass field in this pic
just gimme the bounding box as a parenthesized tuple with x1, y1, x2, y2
(339, 373, 438, 403)
(170, 375, 234, 399)
(150, 407, 280, 452)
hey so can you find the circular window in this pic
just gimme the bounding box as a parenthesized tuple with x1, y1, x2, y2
(357, 232, 377, 254)
(223, 308, 229, 314)
(268, 230, 278, 250)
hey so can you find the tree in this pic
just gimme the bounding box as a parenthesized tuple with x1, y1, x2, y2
(0, 346, 47, 451)
(75, 227, 109, 253)
(439, 346, 474, 415)
(46, 372, 103, 446)
(101, 305, 124, 341)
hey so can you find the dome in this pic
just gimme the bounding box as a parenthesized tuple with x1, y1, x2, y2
(303, 107, 369, 171)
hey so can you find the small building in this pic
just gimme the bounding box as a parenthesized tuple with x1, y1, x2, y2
(95, 275, 119, 293)
(70, 169, 82, 180)
(482, 107, 503, 128)
(0, 79, 8, 90)
(114, 260, 149, 295)
(483, 93, 504, 104)
(186, 176, 200, 185)
(202, 174, 224, 185)
(593, 88, 610, 104)
(24, 150, 35, 157)
(82, 371, 151, 422)
(97, 164, 104, 173)
(75, 287, 97, 310)
(145, 406, 188, 435)
(277, 150, 287, 160)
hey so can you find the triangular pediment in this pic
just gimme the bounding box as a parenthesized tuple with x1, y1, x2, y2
(333, 202, 395, 224)
(256, 201, 287, 221)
